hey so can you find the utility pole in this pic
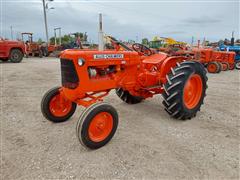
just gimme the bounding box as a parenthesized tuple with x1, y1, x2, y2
(203, 37, 206, 47)
(231, 31, 235, 46)
(191, 36, 194, 48)
(10, 26, 13, 40)
(136, 36, 138, 43)
(54, 28, 56, 46)
(42, 0, 54, 44)
(42, 0, 49, 44)
(59, 28, 61, 45)
(54, 27, 61, 46)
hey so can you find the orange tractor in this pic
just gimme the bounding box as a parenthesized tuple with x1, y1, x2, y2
(41, 41, 208, 149)
(191, 48, 235, 73)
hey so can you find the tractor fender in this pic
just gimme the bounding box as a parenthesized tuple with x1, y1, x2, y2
(159, 56, 185, 84)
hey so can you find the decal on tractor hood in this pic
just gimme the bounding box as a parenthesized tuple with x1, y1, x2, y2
(93, 54, 124, 59)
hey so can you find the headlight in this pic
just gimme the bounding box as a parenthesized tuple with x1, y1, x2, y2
(78, 58, 85, 66)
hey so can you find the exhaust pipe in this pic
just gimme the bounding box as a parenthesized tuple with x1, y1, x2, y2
(98, 13, 104, 51)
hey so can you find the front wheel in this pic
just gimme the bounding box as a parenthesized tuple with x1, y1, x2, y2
(162, 61, 208, 120)
(76, 102, 118, 149)
(41, 87, 77, 123)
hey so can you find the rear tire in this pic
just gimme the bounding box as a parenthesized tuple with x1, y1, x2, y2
(207, 61, 220, 73)
(42, 47, 49, 57)
(115, 88, 143, 104)
(162, 61, 207, 120)
(216, 62, 222, 73)
(39, 51, 43, 58)
(221, 62, 229, 71)
(76, 102, 118, 149)
(41, 86, 77, 123)
(9, 49, 23, 63)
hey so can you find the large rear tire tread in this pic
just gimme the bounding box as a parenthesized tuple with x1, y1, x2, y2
(41, 86, 77, 123)
(162, 61, 208, 120)
(115, 88, 143, 104)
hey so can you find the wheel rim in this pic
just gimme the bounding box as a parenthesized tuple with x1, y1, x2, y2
(207, 64, 217, 73)
(183, 74, 203, 109)
(49, 94, 72, 117)
(12, 53, 19, 60)
(88, 112, 113, 142)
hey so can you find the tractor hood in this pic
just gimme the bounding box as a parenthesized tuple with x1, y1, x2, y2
(60, 49, 140, 65)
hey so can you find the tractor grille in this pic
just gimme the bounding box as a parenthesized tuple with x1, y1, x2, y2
(60, 58, 79, 89)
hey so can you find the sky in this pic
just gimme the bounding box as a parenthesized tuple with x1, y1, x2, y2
(1, 0, 239, 44)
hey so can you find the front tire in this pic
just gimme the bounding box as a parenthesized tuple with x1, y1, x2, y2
(206, 61, 220, 73)
(9, 49, 23, 63)
(41, 87, 77, 123)
(162, 61, 207, 120)
(76, 102, 118, 149)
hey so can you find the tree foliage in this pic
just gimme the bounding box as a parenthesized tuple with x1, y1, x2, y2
(37, 38, 43, 44)
(141, 38, 149, 46)
(49, 32, 88, 45)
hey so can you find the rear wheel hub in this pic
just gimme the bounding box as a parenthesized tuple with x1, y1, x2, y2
(208, 64, 217, 73)
(183, 74, 203, 109)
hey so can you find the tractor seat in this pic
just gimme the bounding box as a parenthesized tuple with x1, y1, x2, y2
(142, 53, 168, 64)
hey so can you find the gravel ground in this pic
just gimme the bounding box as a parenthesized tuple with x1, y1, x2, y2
(1, 57, 239, 179)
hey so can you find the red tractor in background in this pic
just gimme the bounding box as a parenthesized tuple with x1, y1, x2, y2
(0, 37, 25, 63)
(191, 48, 235, 73)
(41, 38, 208, 150)
(40, 43, 59, 57)
(21, 32, 43, 58)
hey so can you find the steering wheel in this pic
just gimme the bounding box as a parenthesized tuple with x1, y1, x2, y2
(132, 43, 153, 56)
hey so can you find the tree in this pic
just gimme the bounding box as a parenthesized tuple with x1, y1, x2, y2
(142, 38, 149, 46)
(49, 32, 88, 45)
(37, 38, 43, 44)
